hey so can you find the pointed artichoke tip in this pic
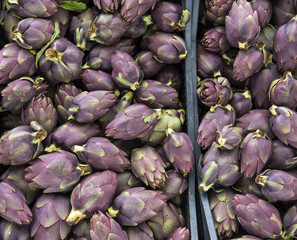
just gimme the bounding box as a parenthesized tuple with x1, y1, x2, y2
(108, 206, 119, 218)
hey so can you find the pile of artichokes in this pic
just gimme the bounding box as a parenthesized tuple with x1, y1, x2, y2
(0, 0, 194, 239)
(197, 0, 297, 239)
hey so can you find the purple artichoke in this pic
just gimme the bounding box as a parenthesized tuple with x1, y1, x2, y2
(81, 69, 115, 91)
(197, 104, 235, 149)
(124, 15, 153, 39)
(258, 25, 276, 52)
(25, 150, 92, 193)
(146, 32, 187, 64)
(250, 62, 281, 109)
(269, 71, 297, 110)
(205, 0, 234, 26)
(232, 194, 283, 238)
(93, 0, 119, 13)
(151, 1, 190, 32)
(197, 77, 232, 107)
(232, 177, 263, 198)
(108, 187, 167, 226)
(0, 43, 36, 84)
(66, 171, 118, 225)
(135, 50, 165, 78)
(162, 129, 194, 175)
(250, 0, 272, 28)
(126, 223, 154, 240)
(0, 182, 32, 225)
(168, 227, 190, 240)
(121, 0, 157, 22)
(111, 50, 143, 91)
(269, 105, 297, 148)
(229, 89, 252, 117)
(0, 122, 46, 165)
(131, 146, 167, 189)
(273, 16, 297, 73)
(83, 39, 135, 71)
(216, 124, 244, 150)
(225, 0, 260, 49)
(39, 38, 84, 85)
(256, 169, 297, 202)
(116, 171, 143, 195)
(0, 219, 31, 240)
(1, 9, 21, 42)
(156, 65, 183, 92)
(199, 143, 241, 191)
(240, 130, 272, 178)
(201, 26, 232, 54)
(72, 137, 130, 172)
(283, 203, 297, 239)
(88, 13, 129, 46)
(72, 219, 91, 240)
(1, 76, 47, 115)
(31, 194, 71, 240)
(90, 211, 128, 240)
(49, 7, 70, 37)
(106, 104, 159, 140)
(68, 90, 117, 123)
(21, 93, 57, 134)
(272, 0, 297, 27)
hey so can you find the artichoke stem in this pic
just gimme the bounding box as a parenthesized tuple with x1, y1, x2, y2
(108, 206, 119, 218)
(78, 164, 92, 176)
(255, 175, 266, 186)
(72, 145, 84, 153)
(179, 52, 187, 60)
(44, 144, 62, 153)
(33, 129, 47, 143)
(198, 183, 213, 192)
(45, 48, 61, 61)
(66, 209, 86, 226)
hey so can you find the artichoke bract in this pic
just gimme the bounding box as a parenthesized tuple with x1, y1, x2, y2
(0, 43, 36, 84)
(0, 182, 32, 225)
(269, 71, 297, 110)
(1, 76, 47, 115)
(72, 137, 130, 172)
(121, 0, 157, 22)
(25, 150, 92, 193)
(146, 32, 187, 64)
(0, 219, 31, 240)
(233, 46, 265, 82)
(124, 15, 153, 39)
(232, 194, 283, 238)
(151, 1, 190, 32)
(250, 62, 281, 109)
(126, 223, 154, 240)
(83, 39, 135, 71)
(111, 50, 143, 91)
(197, 104, 236, 149)
(256, 169, 297, 202)
(68, 90, 117, 123)
(1, 166, 40, 204)
(90, 211, 128, 240)
(201, 26, 232, 54)
(229, 89, 252, 117)
(216, 125, 243, 150)
(162, 129, 194, 175)
(196, 43, 223, 78)
(209, 188, 239, 239)
(21, 93, 57, 134)
(31, 194, 71, 240)
(266, 140, 297, 170)
(232, 176, 263, 198)
(236, 109, 275, 139)
(199, 143, 241, 191)
(81, 69, 115, 91)
(135, 80, 179, 109)
(257, 25, 276, 52)
(108, 187, 167, 226)
(49, 7, 69, 37)
(272, 0, 297, 27)
(131, 146, 167, 189)
(240, 130, 272, 178)
(168, 227, 190, 240)
(116, 171, 143, 195)
(66, 171, 118, 225)
(141, 109, 185, 146)
(225, 0, 260, 49)
(283, 203, 297, 239)
(273, 16, 297, 73)
(250, 0, 272, 28)
(0, 122, 46, 165)
(45, 121, 100, 152)
(1, 9, 21, 42)
(106, 104, 159, 140)
(55, 83, 82, 123)
(135, 50, 166, 78)
(88, 13, 129, 46)
(11, 18, 54, 50)
(69, 8, 98, 51)
(156, 65, 183, 92)
(269, 105, 297, 148)
(93, 0, 119, 13)
(11, 0, 59, 18)
(39, 38, 84, 85)
(147, 203, 185, 240)
(205, 0, 234, 26)
(197, 77, 232, 107)
(72, 219, 91, 240)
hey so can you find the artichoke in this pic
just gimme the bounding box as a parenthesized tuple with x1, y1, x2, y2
(124, 15, 153, 39)
(0, 219, 31, 240)
(81, 69, 115, 91)
(115, 171, 143, 195)
(126, 223, 154, 240)
(250, 0, 272, 28)
(205, 0, 234, 26)
(121, 0, 157, 22)
(272, 0, 297, 27)
(156, 65, 183, 92)
(49, 7, 70, 37)
(168, 227, 190, 240)
(215, 125, 244, 150)
(229, 89, 252, 117)
(93, 0, 119, 13)
(283, 203, 297, 239)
